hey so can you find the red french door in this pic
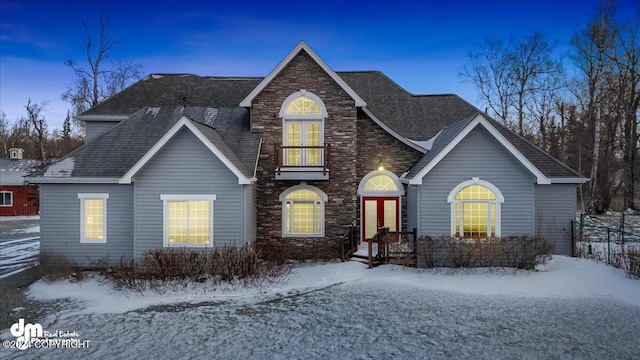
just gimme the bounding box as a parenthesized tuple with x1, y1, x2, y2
(362, 197, 399, 241)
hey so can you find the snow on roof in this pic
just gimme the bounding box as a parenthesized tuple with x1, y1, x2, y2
(0, 159, 40, 185)
(204, 107, 218, 126)
(146, 107, 161, 118)
(44, 157, 75, 177)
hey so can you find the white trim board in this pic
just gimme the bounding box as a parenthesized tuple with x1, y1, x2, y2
(408, 114, 551, 185)
(119, 117, 251, 185)
(25, 177, 121, 184)
(75, 115, 129, 122)
(240, 41, 366, 108)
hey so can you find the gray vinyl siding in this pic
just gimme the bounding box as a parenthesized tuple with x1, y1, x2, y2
(133, 128, 245, 257)
(406, 185, 418, 234)
(39, 183, 133, 267)
(535, 184, 577, 255)
(243, 184, 257, 245)
(85, 121, 120, 143)
(417, 126, 536, 237)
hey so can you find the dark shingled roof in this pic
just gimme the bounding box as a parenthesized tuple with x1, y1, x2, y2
(337, 71, 480, 140)
(82, 75, 262, 116)
(33, 69, 581, 182)
(32, 106, 258, 179)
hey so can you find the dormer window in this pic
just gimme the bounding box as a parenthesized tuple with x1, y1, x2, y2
(9, 148, 24, 160)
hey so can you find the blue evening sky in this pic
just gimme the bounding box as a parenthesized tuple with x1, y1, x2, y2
(0, 0, 635, 131)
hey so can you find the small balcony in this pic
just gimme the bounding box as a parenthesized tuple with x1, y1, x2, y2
(274, 144, 330, 180)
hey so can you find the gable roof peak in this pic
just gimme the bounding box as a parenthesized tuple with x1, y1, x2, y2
(239, 41, 366, 108)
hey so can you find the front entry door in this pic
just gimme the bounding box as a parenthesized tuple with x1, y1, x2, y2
(362, 197, 399, 241)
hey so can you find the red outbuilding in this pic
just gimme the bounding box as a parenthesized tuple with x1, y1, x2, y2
(0, 148, 40, 216)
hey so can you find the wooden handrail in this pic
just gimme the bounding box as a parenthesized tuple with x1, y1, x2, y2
(368, 228, 417, 268)
(340, 224, 358, 262)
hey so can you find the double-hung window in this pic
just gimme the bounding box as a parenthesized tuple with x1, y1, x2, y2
(280, 185, 327, 237)
(0, 191, 12, 207)
(78, 193, 108, 243)
(161, 195, 215, 247)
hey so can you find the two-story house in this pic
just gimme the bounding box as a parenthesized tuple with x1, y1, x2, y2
(28, 42, 586, 266)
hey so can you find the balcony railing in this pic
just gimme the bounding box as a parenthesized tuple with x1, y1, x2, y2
(275, 144, 331, 176)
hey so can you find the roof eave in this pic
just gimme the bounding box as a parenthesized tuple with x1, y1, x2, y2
(75, 114, 130, 122)
(25, 177, 121, 184)
(549, 177, 590, 184)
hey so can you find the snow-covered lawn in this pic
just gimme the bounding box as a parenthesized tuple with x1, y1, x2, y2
(1, 256, 638, 359)
(0, 216, 39, 279)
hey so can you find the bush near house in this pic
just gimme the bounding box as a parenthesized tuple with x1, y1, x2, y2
(416, 235, 553, 270)
(108, 247, 293, 291)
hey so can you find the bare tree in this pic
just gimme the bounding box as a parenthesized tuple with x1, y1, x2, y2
(570, 1, 616, 214)
(461, 38, 513, 125)
(21, 99, 49, 164)
(62, 5, 142, 119)
(0, 111, 8, 156)
(508, 32, 564, 136)
(611, 10, 640, 210)
(461, 32, 564, 136)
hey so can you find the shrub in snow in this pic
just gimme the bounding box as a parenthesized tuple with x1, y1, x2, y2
(38, 251, 84, 281)
(576, 241, 640, 279)
(626, 248, 640, 279)
(416, 235, 553, 270)
(108, 247, 293, 292)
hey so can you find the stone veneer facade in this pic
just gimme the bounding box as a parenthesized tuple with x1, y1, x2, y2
(251, 50, 423, 259)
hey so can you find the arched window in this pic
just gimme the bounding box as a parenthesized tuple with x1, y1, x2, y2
(357, 170, 404, 197)
(448, 178, 503, 238)
(284, 96, 322, 114)
(280, 91, 326, 167)
(280, 184, 327, 237)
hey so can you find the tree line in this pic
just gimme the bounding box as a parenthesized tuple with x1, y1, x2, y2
(461, 1, 639, 213)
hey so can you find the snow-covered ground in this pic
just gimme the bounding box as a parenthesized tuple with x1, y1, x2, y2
(1, 214, 639, 359)
(1, 256, 639, 359)
(0, 216, 39, 279)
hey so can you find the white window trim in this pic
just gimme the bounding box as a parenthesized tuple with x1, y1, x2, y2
(357, 169, 405, 197)
(280, 91, 327, 168)
(447, 178, 503, 238)
(0, 191, 13, 207)
(279, 184, 327, 237)
(279, 90, 328, 119)
(160, 194, 216, 248)
(78, 193, 109, 244)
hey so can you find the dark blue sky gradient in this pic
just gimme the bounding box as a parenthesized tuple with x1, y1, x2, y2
(1, 0, 637, 130)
